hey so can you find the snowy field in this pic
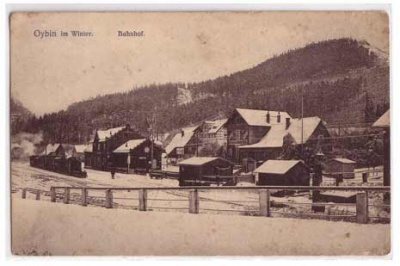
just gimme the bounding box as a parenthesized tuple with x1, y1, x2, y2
(10, 160, 391, 256)
(11, 161, 389, 219)
(11, 198, 390, 256)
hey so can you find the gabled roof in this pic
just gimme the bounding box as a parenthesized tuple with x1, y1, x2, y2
(84, 143, 93, 153)
(97, 126, 125, 142)
(41, 143, 61, 155)
(74, 145, 87, 154)
(208, 119, 228, 134)
(254, 160, 307, 174)
(178, 156, 233, 166)
(328, 158, 356, 164)
(62, 144, 77, 158)
(114, 139, 147, 153)
(239, 117, 322, 149)
(372, 110, 390, 128)
(165, 126, 198, 155)
(235, 108, 291, 127)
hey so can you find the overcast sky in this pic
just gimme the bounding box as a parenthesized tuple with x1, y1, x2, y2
(10, 11, 389, 116)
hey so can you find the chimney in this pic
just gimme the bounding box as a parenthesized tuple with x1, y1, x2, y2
(266, 111, 270, 124)
(181, 130, 185, 137)
(277, 111, 281, 123)
(285, 117, 291, 130)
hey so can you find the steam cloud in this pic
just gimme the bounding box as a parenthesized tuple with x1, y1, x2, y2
(11, 132, 43, 160)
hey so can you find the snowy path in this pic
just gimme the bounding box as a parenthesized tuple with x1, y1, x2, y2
(11, 198, 390, 256)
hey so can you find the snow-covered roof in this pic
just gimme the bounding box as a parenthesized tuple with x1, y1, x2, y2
(236, 108, 291, 127)
(328, 158, 356, 164)
(178, 156, 232, 166)
(372, 110, 390, 128)
(113, 139, 147, 153)
(97, 126, 125, 142)
(62, 144, 77, 158)
(254, 160, 306, 174)
(165, 126, 198, 155)
(41, 143, 61, 155)
(84, 143, 93, 153)
(240, 117, 322, 149)
(208, 119, 228, 134)
(74, 145, 87, 154)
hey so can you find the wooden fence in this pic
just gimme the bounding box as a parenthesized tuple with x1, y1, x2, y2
(20, 186, 390, 224)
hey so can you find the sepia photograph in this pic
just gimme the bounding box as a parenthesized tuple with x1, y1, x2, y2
(9, 10, 391, 257)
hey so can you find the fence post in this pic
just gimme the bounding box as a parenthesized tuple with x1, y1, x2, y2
(105, 189, 113, 209)
(259, 189, 271, 217)
(35, 190, 41, 200)
(139, 189, 147, 211)
(21, 188, 26, 199)
(81, 188, 87, 207)
(189, 189, 199, 214)
(356, 192, 368, 224)
(50, 187, 56, 202)
(63, 188, 70, 204)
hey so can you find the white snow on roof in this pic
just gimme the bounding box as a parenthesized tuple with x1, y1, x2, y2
(74, 145, 86, 154)
(330, 158, 356, 164)
(84, 143, 93, 153)
(114, 139, 147, 153)
(165, 126, 197, 155)
(97, 126, 125, 142)
(254, 160, 304, 174)
(240, 117, 322, 149)
(41, 143, 61, 155)
(372, 110, 390, 128)
(208, 119, 228, 134)
(236, 108, 291, 127)
(178, 157, 219, 166)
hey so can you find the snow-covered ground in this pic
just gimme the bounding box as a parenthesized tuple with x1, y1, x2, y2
(11, 198, 390, 256)
(10, 161, 391, 256)
(11, 161, 389, 219)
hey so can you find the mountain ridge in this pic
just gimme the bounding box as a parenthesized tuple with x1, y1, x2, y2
(15, 38, 390, 144)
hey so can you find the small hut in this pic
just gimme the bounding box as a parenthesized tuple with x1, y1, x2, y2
(178, 157, 234, 186)
(113, 138, 163, 174)
(254, 160, 310, 186)
(324, 158, 356, 179)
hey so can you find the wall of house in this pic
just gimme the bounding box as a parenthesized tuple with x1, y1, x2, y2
(325, 161, 355, 179)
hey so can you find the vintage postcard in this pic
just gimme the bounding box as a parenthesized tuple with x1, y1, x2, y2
(10, 11, 390, 256)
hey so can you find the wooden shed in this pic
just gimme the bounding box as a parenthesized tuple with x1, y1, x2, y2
(254, 160, 310, 186)
(113, 138, 163, 174)
(178, 157, 235, 186)
(324, 158, 356, 179)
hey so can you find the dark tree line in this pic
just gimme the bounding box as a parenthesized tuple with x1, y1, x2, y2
(15, 38, 388, 145)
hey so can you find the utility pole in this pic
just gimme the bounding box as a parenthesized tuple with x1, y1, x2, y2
(147, 113, 156, 170)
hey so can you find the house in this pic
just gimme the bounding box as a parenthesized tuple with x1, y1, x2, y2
(226, 108, 292, 162)
(324, 158, 356, 179)
(84, 143, 93, 168)
(178, 157, 234, 186)
(165, 126, 201, 161)
(372, 109, 390, 186)
(113, 138, 163, 174)
(74, 144, 87, 162)
(199, 118, 228, 146)
(91, 124, 144, 171)
(40, 143, 65, 170)
(254, 160, 310, 186)
(238, 116, 331, 163)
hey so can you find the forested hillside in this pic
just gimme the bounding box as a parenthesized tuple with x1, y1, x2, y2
(16, 38, 389, 144)
(10, 97, 33, 135)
